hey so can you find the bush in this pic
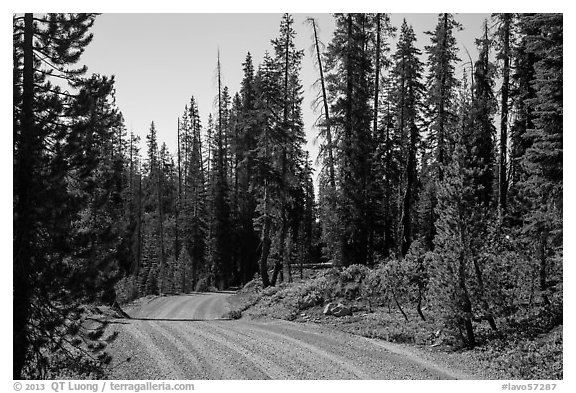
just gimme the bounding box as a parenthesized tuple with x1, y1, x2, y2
(297, 290, 323, 310)
(307, 269, 340, 300)
(340, 264, 371, 300)
(362, 267, 386, 309)
(224, 309, 242, 320)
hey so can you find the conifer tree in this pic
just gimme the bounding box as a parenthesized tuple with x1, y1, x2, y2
(127, 131, 143, 278)
(182, 97, 208, 290)
(253, 51, 283, 288)
(391, 20, 425, 257)
(12, 13, 123, 378)
(431, 123, 477, 347)
(421, 13, 461, 251)
(519, 13, 563, 308)
(210, 53, 233, 290)
(372, 79, 400, 259)
(467, 20, 497, 207)
(509, 15, 536, 192)
(462, 21, 499, 332)
(270, 13, 307, 283)
(325, 13, 375, 266)
(368, 13, 395, 262)
(143, 122, 167, 293)
(236, 53, 260, 284)
(69, 75, 130, 306)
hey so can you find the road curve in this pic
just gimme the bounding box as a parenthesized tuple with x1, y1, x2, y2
(105, 293, 473, 380)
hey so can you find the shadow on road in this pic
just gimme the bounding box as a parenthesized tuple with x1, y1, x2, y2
(127, 317, 233, 322)
(162, 291, 237, 296)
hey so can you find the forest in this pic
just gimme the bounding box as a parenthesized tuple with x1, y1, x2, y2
(13, 13, 562, 379)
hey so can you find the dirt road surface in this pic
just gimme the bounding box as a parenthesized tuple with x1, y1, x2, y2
(105, 292, 474, 379)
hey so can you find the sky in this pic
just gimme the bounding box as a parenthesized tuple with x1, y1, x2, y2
(79, 13, 491, 176)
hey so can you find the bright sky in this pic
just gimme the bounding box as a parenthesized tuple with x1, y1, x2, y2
(80, 13, 490, 173)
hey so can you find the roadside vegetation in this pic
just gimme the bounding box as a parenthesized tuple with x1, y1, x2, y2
(227, 264, 562, 380)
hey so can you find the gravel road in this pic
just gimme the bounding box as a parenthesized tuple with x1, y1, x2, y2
(105, 292, 473, 379)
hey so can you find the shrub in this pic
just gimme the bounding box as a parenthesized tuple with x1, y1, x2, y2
(297, 290, 323, 310)
(340, 264, 370, 282)
(224, 309, 242, 320)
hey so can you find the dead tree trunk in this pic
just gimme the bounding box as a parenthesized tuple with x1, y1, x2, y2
(308, 17, 335, 188)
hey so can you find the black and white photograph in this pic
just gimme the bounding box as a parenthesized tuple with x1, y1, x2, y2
(11, 2, 565, 388)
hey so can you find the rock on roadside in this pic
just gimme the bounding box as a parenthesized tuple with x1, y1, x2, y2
(323, 302, 352, 317)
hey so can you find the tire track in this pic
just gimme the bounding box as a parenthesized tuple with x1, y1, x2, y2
(167, 321, 281, 379)
(145, 321, 219, 379)
(208, 321, 354, 379)
(120, 321, 186, 379)
(246, 320, 453, 379)
(259, 321, 467, 379)
(239, 322, 370, 378)
(193, 293, 229, 320)
(154, 296, 193, 319)
(202, 321, 305, 379)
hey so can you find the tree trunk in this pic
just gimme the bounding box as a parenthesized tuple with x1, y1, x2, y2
(459, 251, 476, 348)
(284, 230, 293, 283)
(472, 259, 498, 331)
(463, 317, 475, 348)
(539, 230, 550, 306)
(340, 13, 354, 267)
(437, 13, 449, 183)
(128, 132, 139, 276)
(383, 110, 394, 256)
(157, 168, 165, 294)
(499, 14, 511, 220)
(416, 286, 426, 321)
(13, 12, 35, 380)
(391, 288, 409, 322)
(175, 118, 182, 257)
(299, 242, 304, 280)
(373, 13, 381, 137)
(259, 178, 272, 289)
(276, 15, 290, 281)
(137, 173, 143, 278)
(259, 227, 271, 289)
(401, 123, 418, 257)
(367, 13, 381, 266)
(271, 224, 285, 286)
(271, 261, 283, 287)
